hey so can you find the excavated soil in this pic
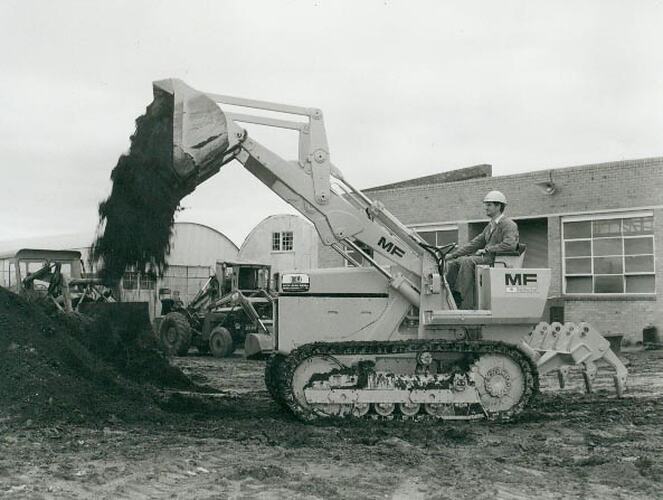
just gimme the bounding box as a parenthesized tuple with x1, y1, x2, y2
(90, 92, 195, 284)
(2, 337, 663, 498)
(0, 287, 194, 424)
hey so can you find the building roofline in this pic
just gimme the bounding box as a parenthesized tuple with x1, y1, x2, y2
(239, 214, 313, 252)
(364, 156, 663, 195)
(364, 164, 492, 192)
(173, 221, 239, 251)
(0, 248, 83, 260)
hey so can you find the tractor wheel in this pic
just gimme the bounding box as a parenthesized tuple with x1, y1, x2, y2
(209, 326, 235, 358)
(159, 312, 192, 356)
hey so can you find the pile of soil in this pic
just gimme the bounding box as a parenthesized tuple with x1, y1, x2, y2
(0, 287, 195, 424)
(90, 92, 195, 284)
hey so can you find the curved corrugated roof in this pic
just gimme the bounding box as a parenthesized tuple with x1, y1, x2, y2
(171, 221, 239, 251)
(239, 214, 313, 252)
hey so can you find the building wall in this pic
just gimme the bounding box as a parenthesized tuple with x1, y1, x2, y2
(239, 214, 319, 282)
(167, 222, 239, 267)
(318, 157, 663, 341)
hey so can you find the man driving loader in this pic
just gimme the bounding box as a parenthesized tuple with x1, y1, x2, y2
(445, 190, 519, 309)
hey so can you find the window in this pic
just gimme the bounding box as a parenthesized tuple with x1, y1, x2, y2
(343, 240, 374, 267)
(122, 271, 139, 290)
(271, 231, 294, 252)
(139, 272, 156, 290)
(0, 259, 9, 287)
(282, 232, 293, 251)
(8, 262, 16, 287)
(416, 227, 459, 248)
(563, 213, 655, 295)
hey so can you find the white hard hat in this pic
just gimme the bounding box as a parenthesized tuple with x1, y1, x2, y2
(483, 190, 507, 205)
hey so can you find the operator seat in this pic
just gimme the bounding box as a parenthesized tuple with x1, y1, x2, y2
(493, 243, 527, 269)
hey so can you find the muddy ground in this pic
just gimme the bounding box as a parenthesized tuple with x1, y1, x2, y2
(2, 348, 663, 499)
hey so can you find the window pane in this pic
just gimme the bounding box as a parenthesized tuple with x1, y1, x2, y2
(123, 271, 138, 290)
(594, 275, 624, 293)
(140, 272, 156, 290)
(60, 263, 72, 279)
(418, 231, 436, 246)
(565, 258, 591, 274)
(566, 276, 592, 293)
(436, 230, 458, 247)
(593, 219, 621, 237)
(623, 216, 653, 235)
(565, 240, 591, 257)
(625, 255, 654, 273)
(271, 232, 280, 251)
(564, 221, 591, 239)
(593, 256, 623, 274)
(282, 232, 293, 251)
(28, 261, 45, 273)
(593, 238, 622, 256)
(624, 237, 653, 255)
(625, 275, 655, 293)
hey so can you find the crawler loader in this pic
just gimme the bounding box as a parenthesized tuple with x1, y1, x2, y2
(136, 79, 627, 421)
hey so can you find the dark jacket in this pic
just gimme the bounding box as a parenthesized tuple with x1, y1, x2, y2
(449, 216, 519, 261)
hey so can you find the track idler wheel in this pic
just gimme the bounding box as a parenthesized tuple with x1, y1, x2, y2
(473, 353, 526, 417)
(289, 355, 343, 420)
(159, 312, 192, 356)
(209, 326, 234, 358)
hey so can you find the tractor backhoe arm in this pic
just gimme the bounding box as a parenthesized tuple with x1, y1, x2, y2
(153, 79, 449, 309)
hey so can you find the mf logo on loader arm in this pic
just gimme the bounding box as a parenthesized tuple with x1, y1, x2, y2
(377, 236, 405, 258)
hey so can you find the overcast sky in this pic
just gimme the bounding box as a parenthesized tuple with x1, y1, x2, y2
(1, 0, 662, 247)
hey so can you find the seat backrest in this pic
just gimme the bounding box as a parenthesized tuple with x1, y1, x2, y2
(493, 243, 527, 268)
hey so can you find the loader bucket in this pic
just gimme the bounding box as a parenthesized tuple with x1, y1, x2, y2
(91, 79, 241, 284)
(151, 78, 242, 185)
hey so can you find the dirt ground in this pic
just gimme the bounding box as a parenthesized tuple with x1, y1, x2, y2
(2, 348, 663, 500)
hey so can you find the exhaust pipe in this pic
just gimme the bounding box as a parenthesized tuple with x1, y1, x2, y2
(152, 78, 243, 187)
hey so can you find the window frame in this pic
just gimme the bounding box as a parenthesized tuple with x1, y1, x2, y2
(562, 211, 655, 296)
(410, 223, 459, 248)
(271, 231, 294, 253)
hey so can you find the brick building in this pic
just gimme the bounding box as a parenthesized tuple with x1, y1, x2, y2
(319, 157, 663, 341)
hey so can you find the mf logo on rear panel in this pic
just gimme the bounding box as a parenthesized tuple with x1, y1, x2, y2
(505, 273, 538, 293)
(377, 236, 405, 258)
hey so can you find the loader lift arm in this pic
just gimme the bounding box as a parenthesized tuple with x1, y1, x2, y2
(154, 79, 455, 313)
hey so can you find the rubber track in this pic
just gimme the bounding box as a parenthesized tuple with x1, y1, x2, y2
(269, 339, 540, 422)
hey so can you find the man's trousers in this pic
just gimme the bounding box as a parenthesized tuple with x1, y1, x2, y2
(445, 254, 492, 309)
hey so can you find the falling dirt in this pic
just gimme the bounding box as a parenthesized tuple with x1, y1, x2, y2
(2, 342, 663, 499)
(90, 91, 194, 284)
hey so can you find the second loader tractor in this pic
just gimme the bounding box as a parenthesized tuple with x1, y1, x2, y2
(0, 248, 115, 313)
(159, 260, 274, 357)
(140, 78, 627, 422)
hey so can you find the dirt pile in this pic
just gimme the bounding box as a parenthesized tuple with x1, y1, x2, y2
(0, 287, 194, 423)
(90, 93, 194, 284)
